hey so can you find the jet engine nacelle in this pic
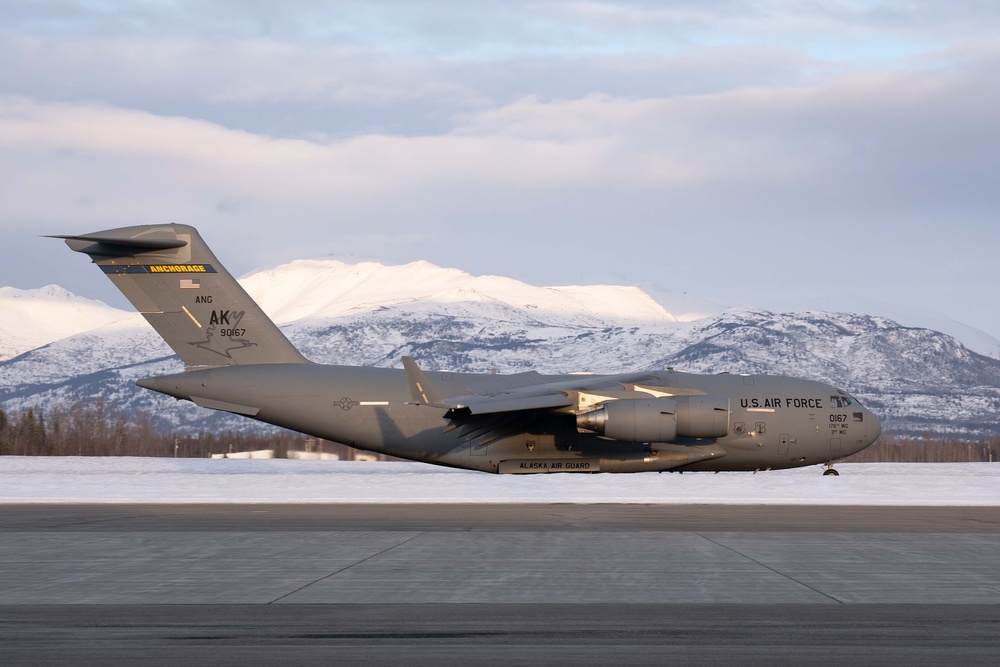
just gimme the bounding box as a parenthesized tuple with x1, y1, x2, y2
(576, 396, 730, 443)
(576, 397, 677, 443)
(675, 395, 730, 438)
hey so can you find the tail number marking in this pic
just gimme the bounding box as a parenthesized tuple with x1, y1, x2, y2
(209, 310, 243, 326)
(209, 310, 248, 339)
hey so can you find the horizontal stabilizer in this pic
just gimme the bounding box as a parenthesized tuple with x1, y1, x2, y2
(47, 234, 188, 259)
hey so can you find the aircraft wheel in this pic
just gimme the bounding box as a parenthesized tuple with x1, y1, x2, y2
(823, 468, 840, 476)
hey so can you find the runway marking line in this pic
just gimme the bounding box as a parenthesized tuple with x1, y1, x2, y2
(266, 532, 426, 604)
(693, 531, 845, 605)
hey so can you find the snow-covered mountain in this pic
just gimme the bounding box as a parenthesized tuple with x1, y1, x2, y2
(241, 259, 677, 326)
(0, 286, 130, 361)
(758, 292, 1000, 359)
(2, 259, 999, 438)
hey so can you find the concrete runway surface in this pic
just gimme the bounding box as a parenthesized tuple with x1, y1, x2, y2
(2, 504, 1000, 665)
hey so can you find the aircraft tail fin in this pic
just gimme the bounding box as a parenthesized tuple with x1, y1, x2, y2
(53, 224, 309, 367)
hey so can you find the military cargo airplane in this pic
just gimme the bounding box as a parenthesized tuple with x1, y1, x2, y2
(55, 224, 880, 475)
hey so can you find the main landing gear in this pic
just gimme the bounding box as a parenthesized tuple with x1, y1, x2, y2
(822, 462, 840, 476)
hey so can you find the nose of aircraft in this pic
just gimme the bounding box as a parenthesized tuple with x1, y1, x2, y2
(867, 408, 882, 445)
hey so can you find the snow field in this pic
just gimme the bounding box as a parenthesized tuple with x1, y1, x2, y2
(1, 457, 997, 505)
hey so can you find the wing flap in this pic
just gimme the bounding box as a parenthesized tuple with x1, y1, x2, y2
(401, 356, 659, 416)
(456, 393, 574, 414)
(190, 396, 261, 416)
(446, 372, 655, 415)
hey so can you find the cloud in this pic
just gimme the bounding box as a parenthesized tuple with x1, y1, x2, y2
(1, 54, 997, 314)
(2, 40, 999, 221)
(2, 2, 999, 338)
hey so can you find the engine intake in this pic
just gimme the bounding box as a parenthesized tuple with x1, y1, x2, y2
(577, 396, 730, 443)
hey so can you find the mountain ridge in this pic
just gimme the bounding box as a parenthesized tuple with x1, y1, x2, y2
(2, 258, 998, 438)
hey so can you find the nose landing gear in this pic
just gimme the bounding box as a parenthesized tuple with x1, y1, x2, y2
(822, 462, 840, 476)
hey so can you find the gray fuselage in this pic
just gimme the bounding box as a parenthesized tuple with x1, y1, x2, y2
(141, 364, 880, 473)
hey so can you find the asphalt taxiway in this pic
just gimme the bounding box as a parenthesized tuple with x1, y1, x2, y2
(2, 504, 1000, 664)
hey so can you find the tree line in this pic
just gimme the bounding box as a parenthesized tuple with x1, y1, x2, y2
(841, 434, 997, 463)
(0, 401, 379, 460)
(0, 401, 998, 462)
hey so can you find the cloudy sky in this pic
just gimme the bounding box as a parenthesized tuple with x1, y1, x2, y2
(2, 1, 998, 342)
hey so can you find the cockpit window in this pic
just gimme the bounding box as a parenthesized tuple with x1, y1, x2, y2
(831, 389, 859, 408)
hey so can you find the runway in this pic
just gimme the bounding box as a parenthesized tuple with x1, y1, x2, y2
(3, 504, 1000, 664)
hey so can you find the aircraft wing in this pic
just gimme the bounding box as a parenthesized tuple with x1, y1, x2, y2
(402, 356, 656, 416)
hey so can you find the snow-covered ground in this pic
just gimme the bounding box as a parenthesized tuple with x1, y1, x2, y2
(1, 457, 997, 505)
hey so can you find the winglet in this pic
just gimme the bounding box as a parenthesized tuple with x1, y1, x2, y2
(402, 356, 446, 406)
